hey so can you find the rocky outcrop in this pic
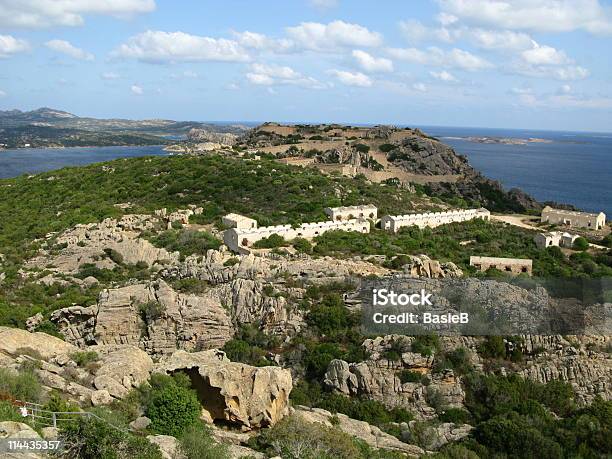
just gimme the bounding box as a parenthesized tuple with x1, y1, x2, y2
(408, 421, 473, 450)
(52, 280, 233, 355)
(156, 350, 292, 429)
(26, 213, 179, 276)
(187, 128, 238, 145)
(0, 326, 76, 360)
(400, 254, 463, 278)
(294, 406, 424, 456)
(0, 422, 44, 459)
(147, 435, 182, 459)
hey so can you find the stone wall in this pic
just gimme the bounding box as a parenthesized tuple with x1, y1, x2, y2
(381, 208, 490, 232)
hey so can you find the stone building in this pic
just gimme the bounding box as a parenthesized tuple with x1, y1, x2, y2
(224, 219, 370, 253)
(222, 213, 258, 230)
(534, 231, 579, 249)
(380, 208, 490, 233)
(541, 206, 606, 230)
(324, 205, 378, 222)
(469, 256, 532, 275)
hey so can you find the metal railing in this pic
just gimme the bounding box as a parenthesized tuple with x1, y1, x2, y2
(12, 400, 127, 432)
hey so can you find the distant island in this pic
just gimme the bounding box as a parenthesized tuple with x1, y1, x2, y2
(0, 107, 249, 149)
(445, 136, 553, 145)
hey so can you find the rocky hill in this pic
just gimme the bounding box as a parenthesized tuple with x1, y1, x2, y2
(236, 123, 541, 213)
(0, 152, 610, 457)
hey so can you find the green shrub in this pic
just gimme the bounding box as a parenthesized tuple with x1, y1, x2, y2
(0, 367, 42, 402)
(71, 350, 99, 367)
(178, 423, 230, 459)
(411, 335, 440, 357)
(0, 401, 22, 422)
(379, 143, 396, 153)
(573, 237, 589, 251)
(251, 415, 363, 459)
(292, 237, 312, 254)
(150, 229, 221, 257)
(252, 233, 288, 249)
(146, 382, 201, 436)
(478, 336, 506, 359)
(354, 144, 370, 153)
(103, 248, 124, 265)
(438, 408, 472, 424)
(398, 370, 423, 384)
(139, 301, 165, 323)
(60, 416, 163, 459)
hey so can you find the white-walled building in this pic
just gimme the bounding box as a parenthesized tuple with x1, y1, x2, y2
(534, 231, 580, 249)
(541, 206, 606, 230)
(222, 213, 258, 230)
(469, 256, 533, 276)
(380, 208, 490, 233)
(324, 205, 378, 222)
(224, 219, 370, 253)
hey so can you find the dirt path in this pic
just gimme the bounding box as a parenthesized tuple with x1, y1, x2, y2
(491, 214, 540, 230)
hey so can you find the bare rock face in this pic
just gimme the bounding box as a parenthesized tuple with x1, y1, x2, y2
(27, 214, 179, 275)
(147, 434, 182, 459)
(325, 336, 466, 419)
(294, 406, 424, 456)
(52, 280, 233, 355)
(0, 326, 76, 360)
(409, 421, 473, 450)
(0, 422, 43, 459)
(91, 344, 153, 398)
(401, 255, 463, 278)
(517, 335, 612, 404)
(156, 350, 292, 429)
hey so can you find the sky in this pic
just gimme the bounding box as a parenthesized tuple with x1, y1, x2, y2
(0, 0, 612, 131)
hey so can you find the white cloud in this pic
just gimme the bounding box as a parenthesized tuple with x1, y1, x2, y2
(438, 0, 612, 35)
(131, 84, 143, 95)
(352, 50, 393, 73)
(0, 89, 6, 97)
(45, 39, 93, 60)
(413, 82, 427, 92)
(0, 0, 155, 28)
(399, 20, 454, 43)
(388, 46, 493, 71)
(113, 30, 250, 63)
(101, 71, 120, 80)
(559, 84, 572, 94)
(246, 63, 327, 89)
(0, 34, 29, 58)
(328, 69, 373, 87)
(225, 82, 240, 90)
(232, 31, 294, 53)
(521, 41, 570, 65)
(286, 20, 383, 51)
(430, 70, 458, 82)
(511, 63, 590, 80)
(464, 28, 532, 50)
(437, 12, 459, 26)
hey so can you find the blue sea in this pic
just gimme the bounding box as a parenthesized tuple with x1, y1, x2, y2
(418, 126, 612, 215)
(0, 129, 610, 215)
(0, 145, 168, 179)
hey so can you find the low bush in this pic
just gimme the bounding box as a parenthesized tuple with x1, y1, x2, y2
(0, 367, 42, 402)
(60, 416, 163, 459)
(71, 350, 99, 367)
(178, 423, 230, 459)
(146, 377, 201, 437)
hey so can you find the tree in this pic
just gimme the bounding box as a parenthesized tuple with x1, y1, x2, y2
(573, 237, 589, 251)
(147, 383, 201, 437)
